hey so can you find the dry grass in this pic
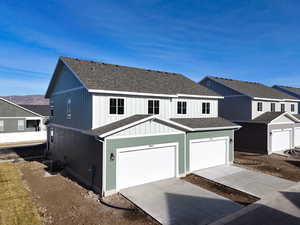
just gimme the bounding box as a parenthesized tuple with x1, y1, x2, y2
(0, 162, 42, 225)
(0, 140, 46, 148)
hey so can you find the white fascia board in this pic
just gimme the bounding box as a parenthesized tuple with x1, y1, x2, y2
(89, 89, 177, 98)
(99, 115, 156, 138)
(0, 98, 43, 117)
(155, 118, 193, 131)
(176, 94, 224, 99)
(192, 125, 241, 131)
(269, 112, 300, 124)
(253, 97, 300, 102)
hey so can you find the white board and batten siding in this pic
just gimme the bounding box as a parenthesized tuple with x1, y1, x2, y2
(252, 100, 298, 120)
(116, 143, 178, 190)
(189, 137, 229, 171)
(108, 120, 183, 138)
(92, 94, 219, 128)
(0, 131, 47, 144)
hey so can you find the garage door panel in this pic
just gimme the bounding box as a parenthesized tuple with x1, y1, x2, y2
(117, 145, 176, 190)
(294, 128, 300, 147)
(272, 130, 291, 152)
(190, 138, 227, 172)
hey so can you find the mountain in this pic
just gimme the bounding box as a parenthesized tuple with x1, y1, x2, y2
(1, 95, 49, 105)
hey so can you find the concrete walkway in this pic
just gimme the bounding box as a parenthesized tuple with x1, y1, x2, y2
(193, 165, 296, 198)
(209, 183, 300, 225)
(120, 178, 242, 225)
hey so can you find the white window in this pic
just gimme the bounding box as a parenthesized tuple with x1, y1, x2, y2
(67, 99, 71, 119)
(110, 98, 124, 114)
(271, 103, 276, 112)
(18, 120, 24, 131)
(257, 102, 263, 112)
(202, 102, 210, 114)
(177, 101, 187, 114)
(148, 100, 159, 115)
(291, 104, 295, 112)
(0, 120, 3, 132)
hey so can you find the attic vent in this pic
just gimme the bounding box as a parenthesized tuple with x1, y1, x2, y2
(90, 67, 96, 71)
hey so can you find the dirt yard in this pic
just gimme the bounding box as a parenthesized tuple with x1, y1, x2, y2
(234, 151, 300, 182)
(14, 161, 158, 225)
(0, 162, 42, 225)
(183, 175, 258, 206)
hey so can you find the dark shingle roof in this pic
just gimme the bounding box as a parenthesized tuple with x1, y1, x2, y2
(91, 114, 152, 137)
(170, 117, 239, 130)
(20, 105, 49, 116)
(293, 114, 300, 120)
(60, 57, 221, 97)
(273, 85, 300, 97)
(207, 76, 297, 100)
(251, 112, 285, 124)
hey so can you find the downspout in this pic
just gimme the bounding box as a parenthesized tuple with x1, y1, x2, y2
(95, 136, 105, 197)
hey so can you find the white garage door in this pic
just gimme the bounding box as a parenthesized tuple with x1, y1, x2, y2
(117, 143, 177, 190)
(271, 129, 292, 152)
(294, 128, 300, 147)
(190, 137, 228, 172)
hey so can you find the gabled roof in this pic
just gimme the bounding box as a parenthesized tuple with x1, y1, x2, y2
(89, 114, 187, 138)
(273, 85, 300, 97)
(46, 56, 222, 98)
(170, 117, 240, 131)
(0, 98, 44, 117)
(20, 105, 49, 117)
(205, 76, 298, 101)
(251, 112, 300, 124)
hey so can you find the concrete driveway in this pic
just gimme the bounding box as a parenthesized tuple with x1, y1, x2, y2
(120, 178, 242, 225)
(193, 165, 296, 199)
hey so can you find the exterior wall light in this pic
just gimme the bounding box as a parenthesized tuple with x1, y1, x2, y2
(110, 153, 115, 161)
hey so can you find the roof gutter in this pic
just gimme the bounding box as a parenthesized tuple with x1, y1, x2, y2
(253, 97, 300, 102)
(190, 125, 242, 132)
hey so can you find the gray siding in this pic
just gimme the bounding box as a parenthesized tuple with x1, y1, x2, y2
(186, 130, 235, 172)
(219, 96, 252, 121)
(48, 125, 103, 193)
(235, 122, 268, 154)
(0, 118, 38, 133)
(0, 99, 37, 117)
(51, 89, 92, 130)
(52, 64, 83, 93)
(272, 86, 300, 113)
(105, 134, 185, 192)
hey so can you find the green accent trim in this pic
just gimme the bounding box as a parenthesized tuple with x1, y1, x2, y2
(105, 134, 185, 191)
(186, 130, 234, 172)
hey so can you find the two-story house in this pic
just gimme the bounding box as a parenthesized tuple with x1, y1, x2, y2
(0, 98, 48, 145)
(273, 85, 300, 113)
(45, 57, 240, 196)
(200, 76, 300, 154)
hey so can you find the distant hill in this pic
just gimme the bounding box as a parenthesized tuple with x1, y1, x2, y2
(1, 95, 49, 105)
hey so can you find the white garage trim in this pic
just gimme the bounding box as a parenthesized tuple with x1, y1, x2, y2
(189, 136, 229, 172)
(294, 127, 300, 147)
(271, 128, 292, 152)
(115, 142, 179, 191)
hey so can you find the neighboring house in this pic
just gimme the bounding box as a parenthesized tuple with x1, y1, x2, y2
(200, 76, 300, 154)
(45, 57, 240, 196)
(273, 85, 300, 112)
(0, 98, 48, 145)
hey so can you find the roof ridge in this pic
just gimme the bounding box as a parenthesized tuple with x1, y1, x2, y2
(208, 75, 264, 85)
(61, 56, 183, 77)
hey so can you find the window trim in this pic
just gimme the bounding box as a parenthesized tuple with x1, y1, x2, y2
(270, 103, 276, 112)
(17, 120, 25, 131)
(257, 102, 263, 112)
(148, 99, 160, 115)
(177, 101, 187, 114)
(67, 98, 72, 119)
(291, 104, 295, 112)
(202, 102, 211, 114)
(109, 98, 125, 115)
(281, 104, 285, 112)
(0, 120, 3, 132)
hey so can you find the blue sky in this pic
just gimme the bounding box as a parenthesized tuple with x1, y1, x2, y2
(1, 0, 300, 95)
